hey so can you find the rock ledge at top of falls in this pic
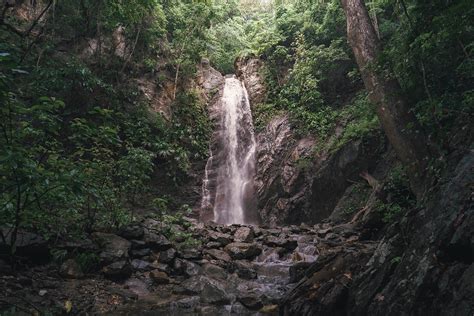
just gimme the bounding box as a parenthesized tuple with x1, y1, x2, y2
(197, 58, 225, 96)
(235, 56, 266, 106)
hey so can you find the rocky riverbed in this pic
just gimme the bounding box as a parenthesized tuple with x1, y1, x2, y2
(0, 217, 371, 315)
(1, 148, 472, 315)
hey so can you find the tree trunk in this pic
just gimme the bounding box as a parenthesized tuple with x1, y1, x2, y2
(340, 0, 431, 198)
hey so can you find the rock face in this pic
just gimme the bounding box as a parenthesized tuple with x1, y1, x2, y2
(235, 56, 266, 106)
(281, 149, 474, 316)
(236, 57, 385, 226)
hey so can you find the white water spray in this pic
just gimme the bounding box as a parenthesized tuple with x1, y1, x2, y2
(201, 76, 257, 224)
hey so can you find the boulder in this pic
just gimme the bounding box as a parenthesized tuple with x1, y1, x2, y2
(150, 261, 172, 274)
(130, 248, 151, 258)
(91, 233, 131, 264)
(289, 261, 312, 283)
(173, 258, 201, 276)
(238, 295, 264, 310)
(203, 249, 232, 263)
(264, 236, 298, 251)
(150, 270, 170, 284)
(225, 242, 262, 260)
(172, 296, 200, 309)
(205, 241, 222, 249)
(232, 260, 257, 280)
(118, 224, 144, 240)
(59, 259, 84, 279)
(131, 259, 151, 271)
(158, 248, 176, 263)
(102, 260, 132, 279)
(179, 248, 202, 260)
(143, 230, 172, 251)
(202, 263, 228, 280)
(234, 227, 254, 242)
(181, 275, 230, 305)
(207, 231, 233, 246)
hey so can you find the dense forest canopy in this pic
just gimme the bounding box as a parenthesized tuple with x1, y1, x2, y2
(0, 0, 472, 256)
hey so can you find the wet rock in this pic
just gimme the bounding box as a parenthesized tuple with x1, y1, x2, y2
(203, 263, 228, 280)
(130, 239, 147, 249)
(225, 242, 262, 260)
(0, 229, 49, 262)
(179, 248, 202, 260)
(263, 236, 297, 251)
(234, 227, 254, 242)
(149, 261, 172, 274)
(174, 258, 201, 276)
(143, 230, 172, 251)
(102, 260, 132, 279)
(208, 231, 233, 246)
(182, 275, 230, 305)
(231, 260, 257, 280)
(149, 270, 170, 284)
(238, 295, 264, 310)
(59, 259, 84, 279)
(289, 261, 312, 283)
(130, 248, 151, 258)
(201, 282, 230, 305)
(125, 278, 150, 297)
(92, 232, 131, 264)
(198, 306, 221, 315)
(203, 249, 232, 263)
(118, 224, 144, 240)
(231, 302, 251, 314)
(131, 259, 151, 271)
(158, 248, 176, 263)
(253, 227, 263, 237)
(205, 241, 222, 249)
(172, 296, 200, 309)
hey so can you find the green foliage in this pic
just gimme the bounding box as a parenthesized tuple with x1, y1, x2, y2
(0, 0, 213, 251)
(75, 252, 100, 272)
(377, 165, 416, 223)
(252, 103, 285, 132)
(332, 93, 379, 150)
(151, 204, 200, 249)
(207, 16, 248, 73)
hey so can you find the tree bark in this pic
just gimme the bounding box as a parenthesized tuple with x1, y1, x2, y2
(340, 0, 431, 198)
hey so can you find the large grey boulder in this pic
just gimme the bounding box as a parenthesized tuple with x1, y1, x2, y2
(224, 242, 262, 260)
(91, 232, 131, 264)
(181, 275, 230, 305)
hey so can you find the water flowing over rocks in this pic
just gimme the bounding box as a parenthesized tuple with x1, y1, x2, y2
(1, 148, 472, 315)
(200, 72, 259, 225)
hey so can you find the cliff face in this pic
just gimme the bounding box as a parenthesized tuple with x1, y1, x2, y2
(236, 57, 385, 226)
(281, 149, 474, 316)
(236, 56, 474, 316)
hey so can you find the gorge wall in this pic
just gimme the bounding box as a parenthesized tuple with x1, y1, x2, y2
(235, 56, 386, 227)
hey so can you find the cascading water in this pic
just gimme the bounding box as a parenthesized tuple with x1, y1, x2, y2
(201, 76, 257, 225)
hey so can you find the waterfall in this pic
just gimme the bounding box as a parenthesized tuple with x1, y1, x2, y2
(201, 76, 257, 225)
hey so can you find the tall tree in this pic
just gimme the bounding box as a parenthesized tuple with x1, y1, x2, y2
(340, 0, 432, 198)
